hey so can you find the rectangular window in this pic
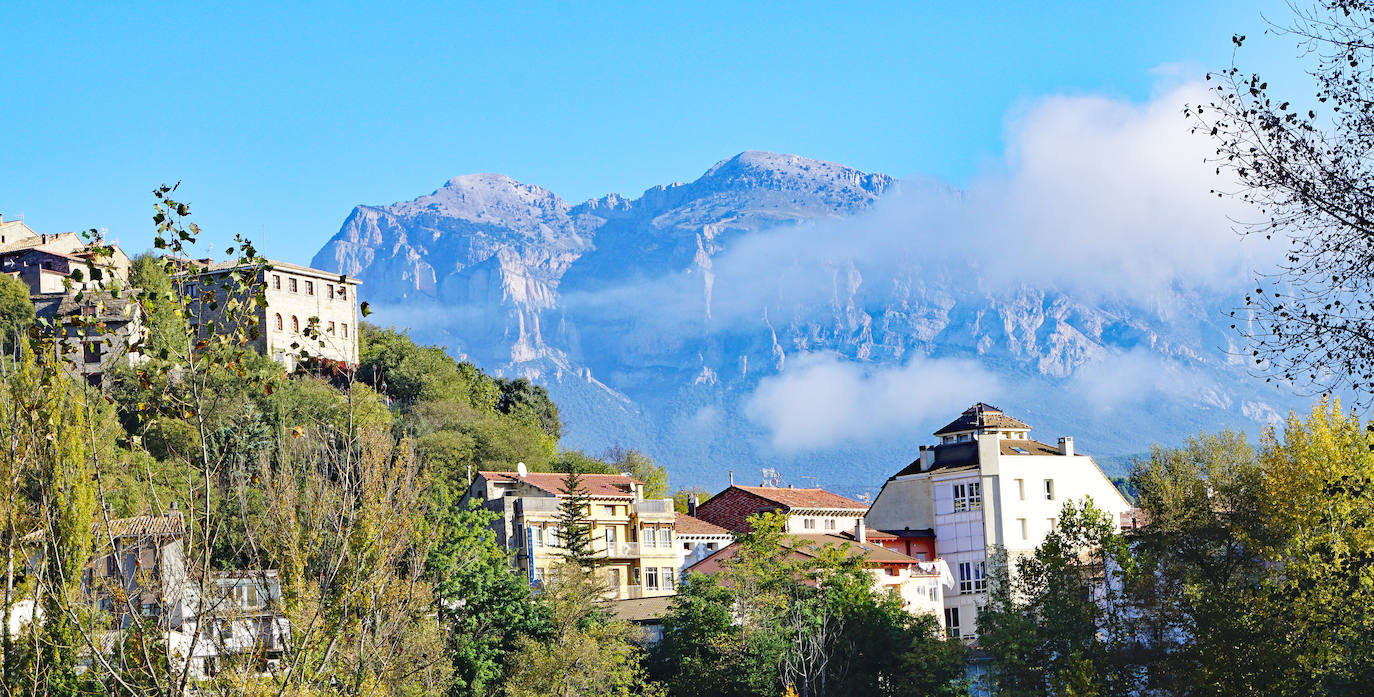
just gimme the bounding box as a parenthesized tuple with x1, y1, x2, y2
(83, 342, 102, 364)
(659, 527, 670, 547)
(339, 286, 347, 300)
(928, 584, 938, 601)
(328, 285, 335, 299)
(644, 527, 656, 548)
(1018, 518, 1028, 540)
(662, 567, 675, 591)
(645, 567, 659, 590)
(803, 518, 816, 529)
(608, 568, 620, 592)
(1044, 479, 1055, 500)
(954, 483, 981, 512)
(1048, 517, 1056, 531)
(305, 280, 314, 295)
(273, 275, 281, 290)
(603, 505, 616, 516)
(1015, 478, 1025, 500)
(605, 527, 617, 547)
(328, 321, 336, 334)
(974, 562, 988, 592)
(885, 565, 899, 576)
(342, 323, 349, 338)
(945, 608, 960, 639)
(533, 526, 544, 547)
(289, 278, 297, 292)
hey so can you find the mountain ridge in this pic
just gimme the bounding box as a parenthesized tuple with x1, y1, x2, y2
(311, 151, 1302, 498)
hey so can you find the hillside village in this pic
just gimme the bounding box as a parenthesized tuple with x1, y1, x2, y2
(0, 213, 1146, 694)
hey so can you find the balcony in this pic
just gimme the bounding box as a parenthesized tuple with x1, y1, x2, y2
(634, 499, 675, 520)
(601, 541, 640, 558)
(514, 498, 561, 516)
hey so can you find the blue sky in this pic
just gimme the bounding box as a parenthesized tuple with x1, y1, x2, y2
(1, 2, 1296, 263)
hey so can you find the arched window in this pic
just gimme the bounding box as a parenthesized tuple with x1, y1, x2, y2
(275, 313, 283, 330)
(291, 316, 299, 332)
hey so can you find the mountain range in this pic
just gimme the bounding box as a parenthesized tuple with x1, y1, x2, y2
(311, 151, 1304, 499)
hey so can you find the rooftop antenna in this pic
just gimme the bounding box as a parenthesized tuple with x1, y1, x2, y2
(760, 467, 784, 488)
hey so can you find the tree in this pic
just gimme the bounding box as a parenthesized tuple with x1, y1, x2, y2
(1188, 1, 1374, 400)
(1127, 432, 1275, 695)
(556, 472, 599, 569)
(1250, 400, 1374, 695)
(496, 377, 561, 439)
(654, 513, 965, 697)
(604, 446, 669, 500)
(503, 562, 660, 697)
(0, 274, 34, 358)
(428, 492, 547, 697)
(977, 499, 1140, 697)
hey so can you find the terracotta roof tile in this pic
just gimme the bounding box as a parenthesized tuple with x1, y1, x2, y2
(731, 485, 867, 510)
(675, 514, 732, 536)
(480, 471, 642, 498)
(23, 513, 185, 543)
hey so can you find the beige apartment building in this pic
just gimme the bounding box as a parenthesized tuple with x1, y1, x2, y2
(183, 259, 361, 369)
(465, 470, 681, 600)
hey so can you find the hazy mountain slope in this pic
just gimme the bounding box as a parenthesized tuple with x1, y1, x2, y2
(312, 151, 1302, 498)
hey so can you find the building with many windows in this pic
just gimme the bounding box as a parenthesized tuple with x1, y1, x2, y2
(463, 470, 681, 600)
(865, 403, 1132, 640)
(182, 259, 360, 370)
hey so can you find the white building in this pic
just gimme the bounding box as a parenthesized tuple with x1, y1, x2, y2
(673, 512, 734, 572)
(866, 403, 1132, 640)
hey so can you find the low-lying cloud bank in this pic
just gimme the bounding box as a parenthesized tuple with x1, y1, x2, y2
(738, 80, 1272, 452)
(745, 353, 1001, 452)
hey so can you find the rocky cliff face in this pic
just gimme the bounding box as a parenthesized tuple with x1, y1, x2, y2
(312, 151, 1300, 498)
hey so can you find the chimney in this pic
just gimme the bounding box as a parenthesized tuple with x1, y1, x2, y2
(1058, 437, 1074, 457)
(688, 495, 699, 517)
(729, 471, 734, 486)
(919, 445, 935, 471)
(856, 519, 867, 543)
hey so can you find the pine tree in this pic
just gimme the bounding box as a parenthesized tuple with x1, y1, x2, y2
(556, 472, 598, 570)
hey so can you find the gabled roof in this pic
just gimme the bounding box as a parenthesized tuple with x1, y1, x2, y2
(686, 532, 923, 575)
(933, 402, 1029, 436)
(675, 514, 731, 536)
(479, 471, 642, 498)
(23, 513, 185, 543)
(730, 485, 867, 511)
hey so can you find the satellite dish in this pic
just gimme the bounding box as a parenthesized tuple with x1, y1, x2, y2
(517, 462, 528, 478)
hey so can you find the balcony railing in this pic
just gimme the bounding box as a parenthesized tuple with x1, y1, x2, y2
(634, 499, 674, 515)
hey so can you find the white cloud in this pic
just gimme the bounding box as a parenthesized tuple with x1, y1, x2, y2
(744, 352, 1001, 452)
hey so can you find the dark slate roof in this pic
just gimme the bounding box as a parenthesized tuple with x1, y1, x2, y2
(892, 441, 981, 477)
(933, 402, 1030, 436)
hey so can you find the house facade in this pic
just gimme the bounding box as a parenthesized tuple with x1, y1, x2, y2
(866, 403, 1133, 640)
(673, 512, 734, 571)
(182, 259, 360, 370)
(464, 470, 681, 600)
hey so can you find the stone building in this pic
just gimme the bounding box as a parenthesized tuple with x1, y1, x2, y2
(183, 259, 361, 369)
(463, 470, 681, 600)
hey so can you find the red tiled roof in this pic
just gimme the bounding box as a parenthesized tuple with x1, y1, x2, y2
(686, 533, 921, 575)
(732, 485, 867, 510)
(675, 514, 732, 536)
(480, 471, 642, 498)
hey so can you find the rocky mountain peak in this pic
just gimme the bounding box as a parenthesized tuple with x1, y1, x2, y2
(391, 173, 572, 229)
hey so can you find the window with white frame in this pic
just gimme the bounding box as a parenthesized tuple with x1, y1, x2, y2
(803, 518, 816, 529)
(661, 567, 675, 591)
(645, 567, 659, 590)
(1044, 479, 1055, 500)
(824, 518, 836, 530)
(958, 561, 988, 594)
(974, 561, 987, 592)
(643, 527, 657, 548)
(954, 482, 981, 512)
(658, 527, 670, 547)
(959, 562, 974, 594)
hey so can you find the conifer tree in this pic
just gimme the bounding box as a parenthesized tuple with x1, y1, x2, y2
(556, 471, 598, 570)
